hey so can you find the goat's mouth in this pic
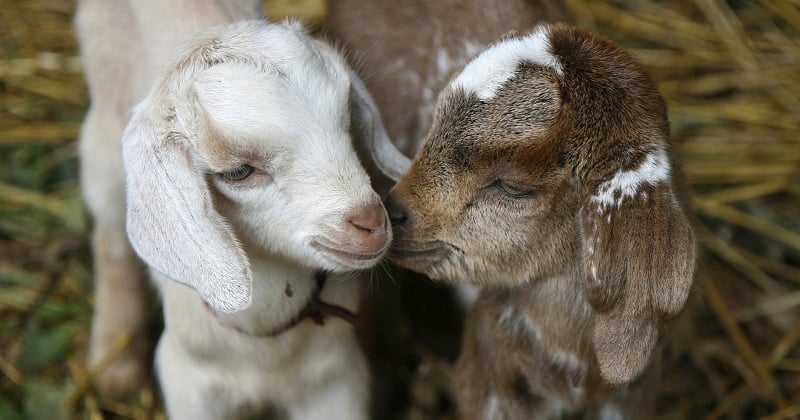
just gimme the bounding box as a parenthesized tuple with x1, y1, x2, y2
(390, 240, 450, 266)
(310, 238, 387, 269)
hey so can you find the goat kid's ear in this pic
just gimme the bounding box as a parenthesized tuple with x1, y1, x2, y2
(579, 149, 696, 385)
(347, 69, 410, 183)
(122, 107, 252, 313)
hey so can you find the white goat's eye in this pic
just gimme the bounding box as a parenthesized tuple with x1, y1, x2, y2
(220, 165, 254, 181)
(496, 180, 532, 198)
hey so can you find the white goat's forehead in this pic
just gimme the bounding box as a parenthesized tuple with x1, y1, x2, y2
(194, 61, 348, 147)
(450, 26, 561, 101)
(217, 21, 341, 74)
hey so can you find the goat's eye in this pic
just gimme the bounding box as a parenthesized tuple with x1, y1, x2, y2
(496, 180, 532, 198)
(220, 165, 254, 181)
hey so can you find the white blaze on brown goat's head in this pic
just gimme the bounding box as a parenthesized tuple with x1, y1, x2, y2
(387, 23, 696, 385)
(450, 26, 562, 101)
(122, 21, 394, 313)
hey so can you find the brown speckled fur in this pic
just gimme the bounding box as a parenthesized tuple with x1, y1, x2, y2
(386, 24, 697, 419)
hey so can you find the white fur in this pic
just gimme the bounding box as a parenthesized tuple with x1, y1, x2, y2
(121, 21, 395, 419)
(451, 27, 561, 100)
(591, 148, 671, 209)
(155, 260, 368, 419)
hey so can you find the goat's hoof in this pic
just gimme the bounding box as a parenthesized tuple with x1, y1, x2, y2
(88, 340, 150, 399)
(91, 355, 149, 400)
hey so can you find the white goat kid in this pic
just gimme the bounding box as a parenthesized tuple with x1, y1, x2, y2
(120, 20, 398, 419)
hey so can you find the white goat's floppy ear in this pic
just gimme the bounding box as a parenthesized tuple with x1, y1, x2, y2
(347, 69, 410, 182)
(122, 107, 252, 313)
(580, 148, 696, 385)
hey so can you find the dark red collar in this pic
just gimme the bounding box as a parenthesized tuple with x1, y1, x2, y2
(206, 271, 361, 337)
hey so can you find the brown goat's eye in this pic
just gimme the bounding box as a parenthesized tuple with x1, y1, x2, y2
(496, 180, 532, 198)
(220, 165, 254, 181)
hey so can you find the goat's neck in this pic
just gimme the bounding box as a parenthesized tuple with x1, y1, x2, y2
(213, 250, 319, 334)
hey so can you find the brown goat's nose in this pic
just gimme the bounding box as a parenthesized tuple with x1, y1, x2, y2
(345, 202, 388, 254)
(385, 195, 409, 228)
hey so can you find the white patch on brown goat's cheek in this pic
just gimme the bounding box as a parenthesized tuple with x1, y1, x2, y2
(450, 26, 562, 100)
(590, 147, 671, 210)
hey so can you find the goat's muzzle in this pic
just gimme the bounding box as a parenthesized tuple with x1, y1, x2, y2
(310, 201, 390, 269)
(385, 193, 412, 230)
(343, 202, 389, 254)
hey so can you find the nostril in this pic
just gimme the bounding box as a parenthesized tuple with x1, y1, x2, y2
(348, 202, 387, 234)
(385, 195, 409, 227)
(388, 206, 408, 227)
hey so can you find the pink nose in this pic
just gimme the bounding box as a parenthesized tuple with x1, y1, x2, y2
(345, 202, 388, 254)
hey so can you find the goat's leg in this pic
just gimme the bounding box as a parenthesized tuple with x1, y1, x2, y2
(80, 105, 153, 398)
(80, 100, 153, 397)
(79, 67, 153, 400)
(76, 0, 154, 398)
(87, 222, 151, 398)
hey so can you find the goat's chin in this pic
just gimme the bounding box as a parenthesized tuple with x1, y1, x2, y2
(389, 240, 453, 276)
(391, 240, 530, 287)
(309, 238, 387, 272)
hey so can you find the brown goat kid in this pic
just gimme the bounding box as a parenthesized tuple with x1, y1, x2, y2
(385, 24, 697, 418)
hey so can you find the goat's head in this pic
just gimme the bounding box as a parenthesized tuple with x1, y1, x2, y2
(122, 21, 397, 314)
(386, 23, 696, 385)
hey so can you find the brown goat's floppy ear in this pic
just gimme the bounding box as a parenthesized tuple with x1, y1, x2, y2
(580, 147, 696, 385)
(347, 69, 410, 182)
(122, 104, 252, 314)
